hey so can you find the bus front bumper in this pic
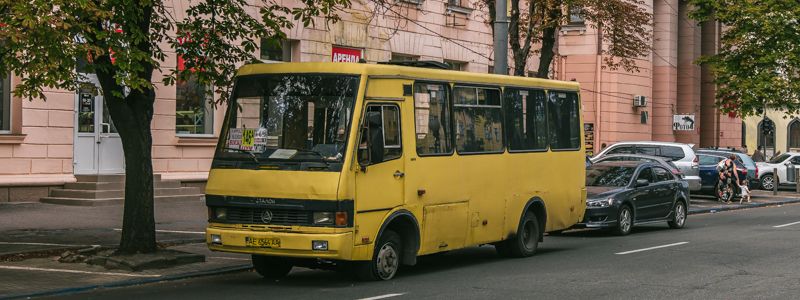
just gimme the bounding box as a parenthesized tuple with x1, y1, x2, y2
(206, 227, 356, 260)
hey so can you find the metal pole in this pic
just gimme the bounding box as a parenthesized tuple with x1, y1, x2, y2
(774, 167, 779, 195)
(493, 0, 509, 75)
(795, 168, 799, 194)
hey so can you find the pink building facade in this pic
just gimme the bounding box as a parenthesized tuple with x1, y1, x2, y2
(0, 0, 740, 202)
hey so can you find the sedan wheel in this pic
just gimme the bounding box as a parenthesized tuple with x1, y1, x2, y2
(668, 201, 687, 229)
(761, 174, 775, 190)
(614, 206, 633, 236)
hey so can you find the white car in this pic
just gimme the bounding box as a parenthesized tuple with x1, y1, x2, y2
(594, 141, 701, 192)
(755, 152, 800, 190)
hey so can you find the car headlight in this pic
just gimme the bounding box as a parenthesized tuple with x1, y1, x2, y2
(587, 198, 614, 208)
(313, 212, 334, 225)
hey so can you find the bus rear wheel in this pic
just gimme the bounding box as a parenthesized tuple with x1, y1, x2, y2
(252, 255, 293, 279)
(355, 230, 402, 281)
(496, 212, 539, 258)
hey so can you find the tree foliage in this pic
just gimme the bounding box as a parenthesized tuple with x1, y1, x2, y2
(689, 0, 800, 118)
(478, 0, 652, 78)
(0, 0, 349, 253)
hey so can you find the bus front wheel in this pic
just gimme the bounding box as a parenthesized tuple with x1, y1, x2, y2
(496, 212, 539, 258)
(355, 230, 402, 281)
(252, 255, 293, 279)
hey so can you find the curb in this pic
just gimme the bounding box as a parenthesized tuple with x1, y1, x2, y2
(0, 263, 253, 300)
(689, 198, 800, 215)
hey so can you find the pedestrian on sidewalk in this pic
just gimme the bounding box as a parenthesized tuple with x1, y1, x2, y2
(739, 179, 751, 204)
(718, 154, 741, 203)
(752, 146, 765, 162)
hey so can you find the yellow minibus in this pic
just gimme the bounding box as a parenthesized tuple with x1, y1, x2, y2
(206, 62, 586, 280)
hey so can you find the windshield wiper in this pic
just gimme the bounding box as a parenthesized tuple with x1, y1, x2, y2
(221, 147, 260, 164)
(296, 149, 338, 163)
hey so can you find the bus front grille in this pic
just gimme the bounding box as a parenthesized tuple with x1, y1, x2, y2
(225, 207, 312, 226)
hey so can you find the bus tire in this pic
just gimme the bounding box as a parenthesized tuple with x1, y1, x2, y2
(355, 230, 402, 281)
(496, 212, 539, 258)
(252, 255, 292, 279)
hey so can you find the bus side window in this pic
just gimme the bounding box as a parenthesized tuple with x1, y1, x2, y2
(414, 83, 453, 155)
(359, 104, 402, 165)
(453, 86, 503, 153)
(505, 88, 548, 151)
(547, 91, 581, 150)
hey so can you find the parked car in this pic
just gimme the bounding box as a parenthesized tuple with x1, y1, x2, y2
(755, 152, 800, 190)
(698, 149, 758, 187)
(580, 161, 690, 235)
(594, 141, 701, 192)
(697, 154, 748, 198)
(591, 154, 682, 178)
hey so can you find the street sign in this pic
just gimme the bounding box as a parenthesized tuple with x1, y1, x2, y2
(673, 114, 695, 131)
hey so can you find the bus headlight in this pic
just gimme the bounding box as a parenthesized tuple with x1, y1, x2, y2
(313, 212, 334, 225)
(214, 207, 227, 220)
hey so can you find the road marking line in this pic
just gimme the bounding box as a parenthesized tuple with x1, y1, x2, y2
(112, 228, 205, 235)
(773, 221, 800, 228)
(0, 265, 161, 278)
(208, 256, 251, 261)
(0, 242, 99, 247)
(357, 293, 406, 300)
(615, 242, 689, 255)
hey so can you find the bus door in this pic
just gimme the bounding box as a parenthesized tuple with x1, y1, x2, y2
(355, 102, 406, 213)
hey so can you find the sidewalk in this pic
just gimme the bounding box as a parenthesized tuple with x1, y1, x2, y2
(689, 189, 800, 214)
(0, 200, 252, 299)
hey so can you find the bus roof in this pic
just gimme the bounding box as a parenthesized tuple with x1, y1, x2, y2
(237, 62, 580, 91)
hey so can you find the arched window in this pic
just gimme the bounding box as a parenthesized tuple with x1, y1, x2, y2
(788, 119, 800, 151)
(758, 118, 776, 156)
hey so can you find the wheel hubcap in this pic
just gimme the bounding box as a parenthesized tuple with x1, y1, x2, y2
(764, 177, 774, 189)
(376, 243, 398, 280)
(522, 221, 537, 251)
(676, 203, 685, 226)
(620, 209, 631, 232)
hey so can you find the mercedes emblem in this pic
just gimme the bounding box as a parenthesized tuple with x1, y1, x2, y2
(260, 209, 273, 224)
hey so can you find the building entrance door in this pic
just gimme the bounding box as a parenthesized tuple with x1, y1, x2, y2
(73, 76, 125, 174)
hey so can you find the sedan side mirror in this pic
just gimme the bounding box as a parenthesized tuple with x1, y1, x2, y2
(635, 179, 650, 188)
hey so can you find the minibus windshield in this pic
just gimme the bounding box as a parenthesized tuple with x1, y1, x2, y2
(216, 74, 359, 170)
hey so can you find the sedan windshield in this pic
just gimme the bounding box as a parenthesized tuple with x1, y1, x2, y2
(586, 165, 636, 187)
(768, 153, 790, 164)
(215, 74, 359, 171)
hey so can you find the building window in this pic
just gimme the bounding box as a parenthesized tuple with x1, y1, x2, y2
(568, 6, 585, 25)
(453, 86, 503, 153)
(260, 38, 293, 62)
(391, 53, 419, 62)
(0, 74, 9, 132)
(176, 73, 214, 135)
(414, 83, 452, 155)
(445, 60, 467, 71)
(788, 119, 800, 151)
(505, 88, 548, 151)
(448, 0, 466, 7)
(548, 91, 581, 150)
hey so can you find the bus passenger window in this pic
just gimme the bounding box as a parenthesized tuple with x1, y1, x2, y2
(414, 83, 452, 155)
(453, 86, 503, 153)
(548, 91, 581, 150)
(505, 88, 548, 151)
(359, 104, 402, 165)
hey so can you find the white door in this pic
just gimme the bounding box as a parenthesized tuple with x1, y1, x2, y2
(74, 76, 125, 174)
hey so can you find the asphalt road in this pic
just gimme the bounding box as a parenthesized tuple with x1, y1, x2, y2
(49, 203, 800, 300)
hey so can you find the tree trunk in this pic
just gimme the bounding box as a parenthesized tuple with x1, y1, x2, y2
(536, 7, 561, 79)
(100, 85, 158, 254)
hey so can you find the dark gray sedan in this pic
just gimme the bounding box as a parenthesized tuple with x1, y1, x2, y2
(579, 161, 690, 235)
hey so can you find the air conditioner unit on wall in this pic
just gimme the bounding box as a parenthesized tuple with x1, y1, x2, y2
(633, 95, 647, 107)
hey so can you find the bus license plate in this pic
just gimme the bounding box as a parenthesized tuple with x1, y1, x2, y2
(244, 237, 281, 248)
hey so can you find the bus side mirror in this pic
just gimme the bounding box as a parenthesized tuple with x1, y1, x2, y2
(358, 111, 385, 171)
(358, 125, 370, 171)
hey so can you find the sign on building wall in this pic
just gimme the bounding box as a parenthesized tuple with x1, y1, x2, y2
(584, 123, 595, 156)
(673, 114, 696, 131)
(331, 46, 363, 62)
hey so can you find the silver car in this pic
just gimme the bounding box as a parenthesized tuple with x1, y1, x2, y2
(594, 141, 701, 192)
